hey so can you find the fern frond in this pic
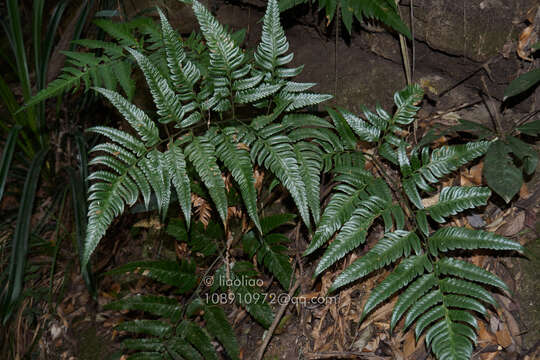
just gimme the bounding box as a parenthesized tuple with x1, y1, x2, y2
(338, 107, 380, 142)
(304, 190, 364, 255)
(202, 304, 240, 360)
(105, 260, 197, 293)
(428, 227, 524, 256)
(123, 338, 163, 352)
(436, 257, 509, 291)
(280, 92, 333, 111)
(211, 128, 261, 232)
(330, 230, 421, 292)
(314, 196, 390, 276)
(390, 273, 436, 331)
(251, 134, 310, 227)
(116, 320, 172, 337)
(409, 141, 490, 186)
(179, 320, 219, 360)
(105, 295, 182, 322)
(255, 0, 291, 76)
(139, 150, 171, 218)
(259, 234, 294, 290)
(193, 0, 247, 109)
(392, 84, 423, 125)
(185, 136, 228, 224)
(158, 9, 201, 100)
(127, 48, 184, 125)
(93, 87, 160, 145)
(426, 186, 491, 223)
(294, 142, 322, 224)
(362, 254, 431, 320)
(327, 107, 358, 150)
(166, 143, 192, 227)
(166, 338, 204, 360)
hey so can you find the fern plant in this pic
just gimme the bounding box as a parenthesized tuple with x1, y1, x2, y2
(79, 0, 333, 271)
(278, 0, 410, 37)
(105, 260, 241, 360)
(306, 84, 525, 360)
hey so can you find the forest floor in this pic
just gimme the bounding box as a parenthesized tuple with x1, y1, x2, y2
(2, 0, 540, 359)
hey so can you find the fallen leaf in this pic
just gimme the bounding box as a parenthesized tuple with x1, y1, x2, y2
(495, 326, 512, 348)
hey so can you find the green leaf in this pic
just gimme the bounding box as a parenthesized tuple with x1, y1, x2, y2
(1, 149, 47, 323)
(203, 304, 240, 360)
(436, 257, 509, 292)
(390, 273, 436, 331)
(116, 320, 172, 337)
(304, 190, 363, 256)
(294, 142, 322, 223)
(314, 196, 389, 276)
(362, 255, 431, 320)
(0, 125, 20, 202)
(105, 295, 182, 321)
(392, 84, 423, 125)
(258, 233, 294, 290)
(105, 260, 197, 293)
(252, 134, 310, 227)
(212, 128, 261, 232)
(503, 68, 540, 101)
(179, 320, 218, 360)
(517, 119, 540, 136)
(166, 143, 192, 227)
(93, 87, 159, 146)
(260, 213, 296, 234)
(483, 140, 522, 203)
(126, 47, 184, 124)
(426, 186, 491, 223)
(428, 227, 524, 256)
(506, 136, 538, 175)
(185, 135, 228, 224)
(330, 230, 421, 292)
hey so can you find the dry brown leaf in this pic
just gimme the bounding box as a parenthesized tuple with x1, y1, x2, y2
(495, 326, 513, 348)
(403, 330, 417, 358)
(497, 210, 525, 237)
(478, 321, 497, 344)
(517, 25, 536, 60)
(460, 163, 483, 186)
(480, 352, 499, 360)
(192, 194, 212, 227)
(133, 217, 162, 230)
(421, 193, 440, 208)
(519, 182, 530, 199)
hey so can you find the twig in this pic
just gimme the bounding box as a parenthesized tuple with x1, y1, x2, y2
(255, 277, 302, 360)
(437, 55, 501, 98)
(421, 98, 483, 121)
(480, 76, 504, 135)
(303, 351, 380, 359)
(395, 0, 411, 85)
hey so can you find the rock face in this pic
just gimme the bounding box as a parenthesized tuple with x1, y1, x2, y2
(402, 0, 536, 61)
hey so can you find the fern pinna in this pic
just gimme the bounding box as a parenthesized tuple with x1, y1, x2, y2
(306, 85, 525, 360)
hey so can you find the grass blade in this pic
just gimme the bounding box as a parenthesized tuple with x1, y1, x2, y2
(0, 125, 21, 202)
(1, 148, 47, 323)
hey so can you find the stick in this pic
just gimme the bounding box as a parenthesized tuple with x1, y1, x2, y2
(255, 277, 302, 360)
(303, 351, 378, 359)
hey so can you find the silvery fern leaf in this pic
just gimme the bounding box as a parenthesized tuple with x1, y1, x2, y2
(330, 230, 421, 292)
(211, 128, 261, 232)
(185, 135, 228, 224)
